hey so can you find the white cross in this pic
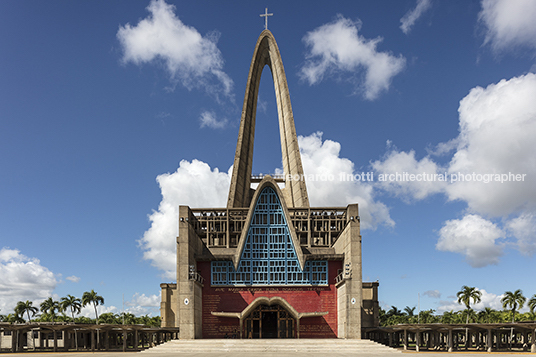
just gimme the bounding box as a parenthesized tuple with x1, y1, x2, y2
(260, 8, 273, 30)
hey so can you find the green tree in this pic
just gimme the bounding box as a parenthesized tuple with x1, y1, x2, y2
(4, 313, 25, 323)
(99, 312, 121, 325)
(404, 306, 416, 316)
(456, 286, 482, 323)
(82, 290, 104, 323)
(478, 307, 501, 323)
(40, 297, 60, 322)
(418, 309, 438, 324)
(387, 306, 404, 317)
(15, 300, 38, 322)
(528, 294, 536, 314)
(60, 295, 82, 350)
(121, 312, 136, 325)
(60, 295, 82, 321)
(501, 289, 526, 322)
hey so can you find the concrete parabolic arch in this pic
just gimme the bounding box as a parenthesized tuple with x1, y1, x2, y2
(227, 30, 309, 209)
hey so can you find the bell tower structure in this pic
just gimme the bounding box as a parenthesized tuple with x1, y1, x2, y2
(228, 30, 309, 209)
(159, 30, 378, 340)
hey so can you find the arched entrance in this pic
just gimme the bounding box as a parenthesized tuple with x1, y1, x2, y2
(244, 304, 295, 338)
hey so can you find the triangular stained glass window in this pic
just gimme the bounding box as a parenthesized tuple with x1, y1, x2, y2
(211, 186, 328, 286)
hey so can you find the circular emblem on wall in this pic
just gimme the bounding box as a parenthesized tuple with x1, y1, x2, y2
(351, 298, 356, 305)
(184, 298, 190, 305)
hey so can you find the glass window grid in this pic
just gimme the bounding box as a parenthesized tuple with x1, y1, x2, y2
(211, 187, 328, 286)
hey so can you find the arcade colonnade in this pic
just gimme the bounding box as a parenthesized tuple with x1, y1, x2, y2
(0, 322, 179, 353)
(364, 323, 536, 353)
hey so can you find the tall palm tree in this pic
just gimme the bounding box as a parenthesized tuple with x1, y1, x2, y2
(82, 290, 104, 347)
(501, 289, 526, 349)
(60, 295, 82, 321)
(457, 286, 482, 349)
(60, 295, 82, 350)
(15, 300, 38, 350)
(456, 286, 482, 323)
(15, 300, 38, 322)
(501, 289, 526, 322)
(82, 290, 104, 323)
(528, 294, 536, 314)
(40, 297, 60, 322)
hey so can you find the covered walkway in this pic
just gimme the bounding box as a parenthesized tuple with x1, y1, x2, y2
(364, 322, 536, 353)
(0, 322, 179, 353)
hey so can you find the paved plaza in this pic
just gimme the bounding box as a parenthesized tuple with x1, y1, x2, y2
(0, 352, 534, 357)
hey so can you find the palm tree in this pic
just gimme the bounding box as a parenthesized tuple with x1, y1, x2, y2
(387, 306, 403, 317)
(478, 307, 500, 323)
(82, 290, 104, 347)
(15, 300, 38, 322)
(501, 289, 526, 322)
(82, 290, 104, 323)
(501, 289, 526, 349)
(40, 297, 60, 322)
(528, 294, 536, 314)
(456, 286, 482, 323)
(15, 300, 38, 349)
(404, 306, 416, 316)
(60, 295, 82, 350)
(457, 286, 482, 349)
(60, 295, 82, 321)
(4, 313, 25, 323)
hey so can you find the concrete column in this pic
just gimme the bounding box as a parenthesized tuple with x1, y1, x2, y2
(122, 331, 127, 352)
(530, 328, 536, 353)
(91, 330, 95, 352)
(134, 330, 139, 351)
(12, 330, 17, 353)
(416, 331, 421, 352)
(53, 331, 58, 352)
(448, 329, 453, 352)
(404, 329, 408, 350)
(487, 329, 493, 352)
(105, 330, 109, 351)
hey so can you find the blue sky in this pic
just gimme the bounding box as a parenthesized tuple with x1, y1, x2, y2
(1, 0, 536, 317)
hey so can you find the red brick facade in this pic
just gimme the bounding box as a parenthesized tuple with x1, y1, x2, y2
(199, 260, 342, 338)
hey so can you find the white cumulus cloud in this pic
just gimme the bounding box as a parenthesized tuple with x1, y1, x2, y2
(65, 275, 80, 283)
(300, 15, 406, 100)
(479, 0, 536, 53)
(423, 290, 441, 299)
(371, 149, 446, 202)
(117, 0, 233, 98)
(0, 247, 58, 314)
(400, 0, 432, 35)
(125, 293, 161, 316)
(446, 73, 536, 216)
(299, 132, 394, 229)
(199, 110, 228, 129)
(139, 159, 231, 279)
(436, 214, 504, 268)
(506, 212, 536, 256)
(372, 73, 536, 266)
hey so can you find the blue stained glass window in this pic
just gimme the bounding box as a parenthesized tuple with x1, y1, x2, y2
(211, 187, 328, 286)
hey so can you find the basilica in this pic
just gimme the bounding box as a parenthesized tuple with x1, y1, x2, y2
(160, 29, 379, 339)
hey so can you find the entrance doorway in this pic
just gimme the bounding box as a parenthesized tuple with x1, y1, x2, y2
(244, 304, 295, 338)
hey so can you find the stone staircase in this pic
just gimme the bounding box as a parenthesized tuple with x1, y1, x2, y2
(140, 338, 402, 354)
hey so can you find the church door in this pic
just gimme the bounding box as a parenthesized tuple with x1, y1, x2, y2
(244, 304, 295, 338)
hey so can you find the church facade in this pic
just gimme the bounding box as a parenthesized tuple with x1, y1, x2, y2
(160, 30, 379, 339)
